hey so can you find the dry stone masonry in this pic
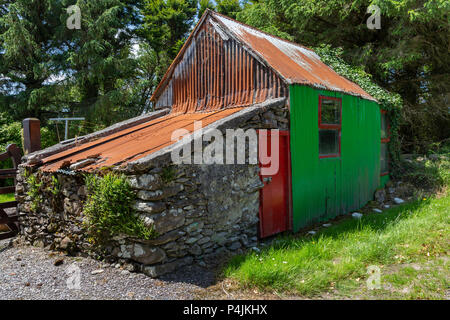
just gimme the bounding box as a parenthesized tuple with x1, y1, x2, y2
(16, 99, 289, 277)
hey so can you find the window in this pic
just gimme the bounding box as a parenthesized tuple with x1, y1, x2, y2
(380, 110, 390, 175)
(319, 96, 341, 158)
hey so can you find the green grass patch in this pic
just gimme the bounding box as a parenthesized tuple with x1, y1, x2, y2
(223, 194, 449, 297)
(0, 193, 15, 203)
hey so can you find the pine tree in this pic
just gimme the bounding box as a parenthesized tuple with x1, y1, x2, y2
(65, 0, 143, 127)
(198, 0, 214, 19)
(216, 0, 243, 19)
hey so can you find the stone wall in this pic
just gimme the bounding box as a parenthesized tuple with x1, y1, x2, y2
(16, 98, 289, 277)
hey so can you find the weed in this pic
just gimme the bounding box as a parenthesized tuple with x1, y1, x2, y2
(83, 173, 157, 245)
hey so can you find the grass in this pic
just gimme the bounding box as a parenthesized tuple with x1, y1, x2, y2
(0, 193, 15, 203)
(223, 193, 449, 298)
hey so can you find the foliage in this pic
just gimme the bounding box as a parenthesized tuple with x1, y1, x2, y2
(83, 173, 156, 245)
(400, 144, 450, 192)
(48, 174, 62, 208)
(215, 0, 243, 19)
(0, 112, 22, 150)
(24, 170, 63, 212)
(1, 0, 447, 157)
(224, 192, 449, 297)
(198, 0, 215, 18)
(26, 172, 43, 212)
(0, 112, 58, 188)
(140, 0, 198, 61)
(0, 0, 66, 120)
(236, 0, 450, 153)
(0, 0, 150, 133)
(161, 165, 176, 183)
(40, 126, 59, 149)
(65, 0, 145, 127)
(198, 0, 244, 20)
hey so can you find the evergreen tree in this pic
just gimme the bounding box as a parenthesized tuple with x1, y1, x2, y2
(216, 0, 243, 19)
(63, 0, 144, 127)
(0, 0, 148, 131)
(140, 0, 197, 69)
(0, 0, 66, 120)
(198, 0, 214, 19)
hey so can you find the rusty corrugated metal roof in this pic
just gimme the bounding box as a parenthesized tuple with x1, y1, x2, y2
(151, 10, 375, 102)
(39, 108, 243, 172)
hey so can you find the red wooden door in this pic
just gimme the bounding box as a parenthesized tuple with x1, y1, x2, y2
(258, 130, 292, 238)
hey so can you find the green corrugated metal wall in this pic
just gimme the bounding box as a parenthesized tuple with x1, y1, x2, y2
(289, 84, 382, 231)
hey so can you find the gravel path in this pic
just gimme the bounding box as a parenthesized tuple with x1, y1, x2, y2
(0, 239, 215, 300)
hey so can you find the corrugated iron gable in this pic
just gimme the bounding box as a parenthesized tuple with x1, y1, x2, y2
(154, 14, 288, 112)
(152, 10, 376, 105)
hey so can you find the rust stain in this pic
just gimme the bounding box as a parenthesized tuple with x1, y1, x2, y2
(152, 10, 375, 106)
(212, 12, 374, 101)
(155, 15, 287, 112)
(39, 10, 375, 173)
(238, 29, 371, 99)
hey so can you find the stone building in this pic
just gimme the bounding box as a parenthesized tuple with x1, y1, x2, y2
(16, 10, 387, 277)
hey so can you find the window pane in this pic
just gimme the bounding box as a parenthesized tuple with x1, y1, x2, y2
(381, 113, 388, 139)
(319, 129, 339, 156)
(321, 98, 341, 125)
(381, 143, 389, 173)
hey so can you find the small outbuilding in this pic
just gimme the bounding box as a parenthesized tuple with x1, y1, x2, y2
(16, 10, 389, 276)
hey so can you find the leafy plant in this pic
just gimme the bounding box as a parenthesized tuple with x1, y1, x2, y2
(26, 172, 43, 212)
(83, 173, 156, 245)
(46, 174, 63, 211)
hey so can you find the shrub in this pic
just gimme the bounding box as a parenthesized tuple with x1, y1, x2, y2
(401, 143, 450, 192)
(83, 173, 156, 245)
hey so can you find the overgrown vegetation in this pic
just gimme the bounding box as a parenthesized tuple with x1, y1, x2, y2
(398, 141, 450, 193)
(83, 173, 156, 245)
(1, 1, 448, 159)
(25, 172, 43, 212)
(161, 166, 176, 183)
(24, 171, 62, 212)
(223, 192, 449, 298)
